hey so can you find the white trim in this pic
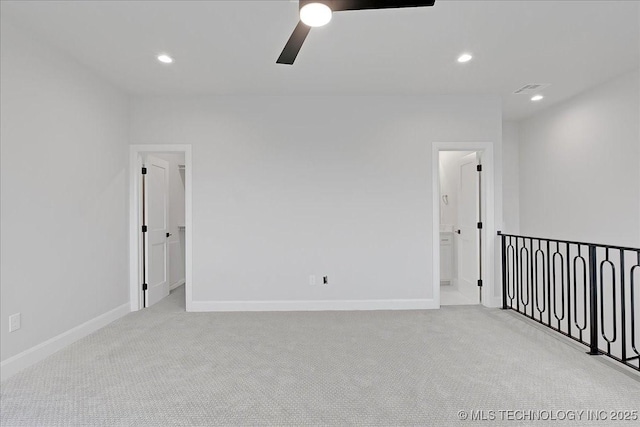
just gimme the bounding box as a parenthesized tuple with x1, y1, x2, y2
(432, 142, 499, 308)
(489, 297, 502, 308)
(129, 144, 193, 312)
(190, 299, 438, 312)
(1, 303, 129, 381)
(167, 239, 185, 291)
(170, 280, 186, 291)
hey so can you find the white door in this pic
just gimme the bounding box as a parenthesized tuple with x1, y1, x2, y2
(144, 155, 170, 307)
(457, 152, 480, 301)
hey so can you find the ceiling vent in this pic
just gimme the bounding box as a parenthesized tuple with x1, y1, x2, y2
(513, 83, 551, 95)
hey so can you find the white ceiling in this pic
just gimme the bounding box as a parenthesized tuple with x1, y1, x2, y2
(2, 0, 638, 120)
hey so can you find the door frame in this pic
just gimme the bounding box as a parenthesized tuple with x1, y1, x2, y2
(432, 142, 496, 307)
(129, 144, 193, 312)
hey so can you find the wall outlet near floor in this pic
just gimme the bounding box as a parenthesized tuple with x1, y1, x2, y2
(323, 276, 328, 285)
(9, 313, 21, 332)
(309, 275, 316, 286)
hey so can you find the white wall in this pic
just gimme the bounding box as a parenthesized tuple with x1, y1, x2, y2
(151, 153, 186, 288)
(519, 70, 640, 247)
(502, 121, 520, 234)
(130, 95, 502, 308)
(0, 22, 130, 363)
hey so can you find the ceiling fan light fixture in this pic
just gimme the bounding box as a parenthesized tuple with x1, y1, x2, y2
(457, 53, 473, 63)
(157, 54, 174, 64)
(278, 1, 436, 65)
(300, 2, 332, 27)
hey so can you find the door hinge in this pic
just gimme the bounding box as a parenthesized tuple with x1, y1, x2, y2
(141, 167, 147, 175)
(142, 283, 148, 291)
(477, 222, 483, 229)
(477, 164, 482, 172)
(477, 279, 483, 287)
(142, 225, 148, 233)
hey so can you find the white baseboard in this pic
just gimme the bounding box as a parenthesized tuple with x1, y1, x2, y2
(190, 298, 438, 312)
(170, 279, 185, 291)
(1, 303, 130, 381)
(486, 296, 503, 308)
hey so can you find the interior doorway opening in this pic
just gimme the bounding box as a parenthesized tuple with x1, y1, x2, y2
(438, 151, 482, 305)
(142, 153, 186, 308)
(129, 145, 192, 312)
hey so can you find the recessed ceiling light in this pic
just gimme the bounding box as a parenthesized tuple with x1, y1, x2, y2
(531, 95, 544, 102)
(157, 54, 173, 64)
(300, 2, 332, 27)
(457, 53, 473, 63)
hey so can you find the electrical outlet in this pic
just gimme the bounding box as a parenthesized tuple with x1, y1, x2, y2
(9, 313, 21, 332)
(309, 275, 316, 286)
(323, 276, 328, 285)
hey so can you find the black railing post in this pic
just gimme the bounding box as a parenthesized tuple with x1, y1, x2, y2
(620, 249, 626, 363)
(588, 244, 599, 355)
(500, 232, 508, 309)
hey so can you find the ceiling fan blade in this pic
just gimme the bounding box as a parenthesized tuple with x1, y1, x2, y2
(276, 21, 311, 65)
(332, 0, 435, 12)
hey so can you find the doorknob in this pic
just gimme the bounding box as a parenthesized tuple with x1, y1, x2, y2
(456, 230, 461, 234)
(166, 232, 172, 238)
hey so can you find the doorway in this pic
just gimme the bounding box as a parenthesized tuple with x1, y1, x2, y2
(431, 142, 496, 308)
(129, 145, 192, 312)
(438, 151, 481, 305)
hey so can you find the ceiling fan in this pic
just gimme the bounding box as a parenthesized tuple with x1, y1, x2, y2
(277, 1, 436, 65)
